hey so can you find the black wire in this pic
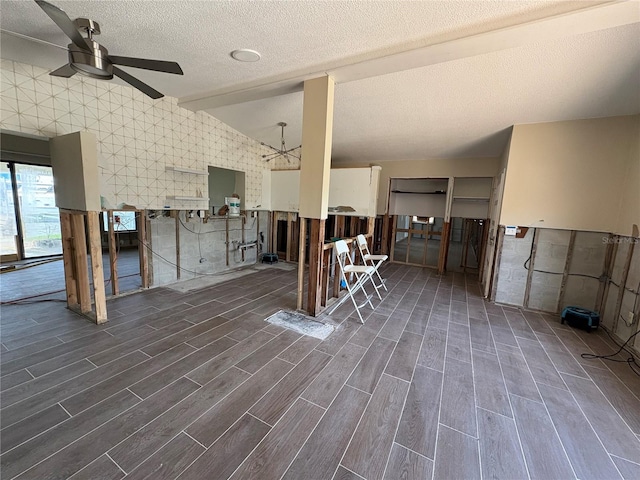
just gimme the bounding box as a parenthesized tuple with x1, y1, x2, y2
(581, 329, 640, 377)
(178, 216, 255, 235)
(576, 275, 640, 376)
(196, 218, 203, 260)
(527, 267, 603, 280)
(523, 256, 604, 281)
(608, 279, 640, 295)
(2, 298, 67, 305)
(138, 238, 247, 276)
(521, 231, 640, 375)
(0, 268, 141, 305)
(520, 235, 632, 284)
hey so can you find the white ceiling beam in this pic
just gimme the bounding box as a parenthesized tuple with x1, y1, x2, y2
(178, 0, 639, 112)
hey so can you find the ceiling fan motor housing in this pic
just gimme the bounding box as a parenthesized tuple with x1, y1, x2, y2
(68, 40, 113, 79)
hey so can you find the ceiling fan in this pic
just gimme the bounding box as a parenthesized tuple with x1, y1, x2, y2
(261, 122, 301, 163)
(31, 0, 183, 99)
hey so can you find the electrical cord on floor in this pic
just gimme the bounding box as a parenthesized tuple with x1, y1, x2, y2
(581, 329, 640, 377)
(577, 279, 640, 376)
(1, 289, 66, 305)
(2, 298, 67, 305)
(0, 256, 63, 274)
(1, 273, 142, 305)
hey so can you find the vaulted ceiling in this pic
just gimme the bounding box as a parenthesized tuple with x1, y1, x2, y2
(2, 0, 639, 164)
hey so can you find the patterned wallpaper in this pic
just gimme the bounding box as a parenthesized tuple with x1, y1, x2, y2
(0, 60, 300, 210)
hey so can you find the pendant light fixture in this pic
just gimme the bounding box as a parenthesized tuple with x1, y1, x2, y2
(260, 122, 301, 163)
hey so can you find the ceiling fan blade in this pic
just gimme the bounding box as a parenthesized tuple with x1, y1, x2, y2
(113, 66, 163, 99)
(50, 64, 76, 78)
(35, 0, 90, 51)
(109, 56, 183, 75)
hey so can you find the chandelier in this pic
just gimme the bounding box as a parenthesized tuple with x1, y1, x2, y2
(261, 122, 301, 163)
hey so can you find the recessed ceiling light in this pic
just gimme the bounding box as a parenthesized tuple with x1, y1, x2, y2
(230, 49, 261, 62)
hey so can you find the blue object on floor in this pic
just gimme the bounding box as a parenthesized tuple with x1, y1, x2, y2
(262, 253, 278, 264)
(561, 306, 600, 332)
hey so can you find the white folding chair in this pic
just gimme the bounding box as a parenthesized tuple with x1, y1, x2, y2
(328, 239, 376, 323)
(356, 234, 388, 293)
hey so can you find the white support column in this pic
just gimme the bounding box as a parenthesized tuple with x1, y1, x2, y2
(299, 75, 335, 220)
(298, 75, 335, 315)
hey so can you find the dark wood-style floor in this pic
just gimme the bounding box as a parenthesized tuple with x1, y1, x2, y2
(1, 263, 640, 480)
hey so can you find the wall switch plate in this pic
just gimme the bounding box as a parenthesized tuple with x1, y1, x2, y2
(627, 311, 635, 324)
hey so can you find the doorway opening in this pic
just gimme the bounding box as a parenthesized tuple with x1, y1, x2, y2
(391, 215, 444, 267)
(446, 218, 487, 274)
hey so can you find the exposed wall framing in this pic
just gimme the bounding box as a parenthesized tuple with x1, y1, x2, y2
(489, 226, 505, 302)
(138, 212, 150, 288)
(102, 209, 150, 295)
(522, 228, 539, 308)
(491, 226, 640, 355)
(611, 239, 635, 333)
(60, 208, 153, 323)
(556, 230, 577, 311)
(60, 210, 108, 324)
(106, 211, 119, 295)
(437, 221, 451, 275)
(294, 216, 374, 318)
(307, 218, 325, 316)
(148, 210, 261, 286)
(297, 218, 306, 310)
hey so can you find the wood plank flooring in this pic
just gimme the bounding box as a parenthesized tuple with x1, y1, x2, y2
(2, 263, 640, 479)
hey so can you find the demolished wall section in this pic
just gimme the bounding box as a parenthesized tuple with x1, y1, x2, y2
(493, 226, 639, 354)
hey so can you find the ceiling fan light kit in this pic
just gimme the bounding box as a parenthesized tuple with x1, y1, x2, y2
(261, 122, 301, 163)
(34, 0, 183, 98)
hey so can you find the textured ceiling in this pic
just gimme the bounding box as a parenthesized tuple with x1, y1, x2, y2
(1, 0, 639, 163)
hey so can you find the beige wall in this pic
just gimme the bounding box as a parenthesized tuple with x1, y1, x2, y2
(500, 115, 640, 235)
(615, 115, 640, 236)
(337, 157, 500, 215)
